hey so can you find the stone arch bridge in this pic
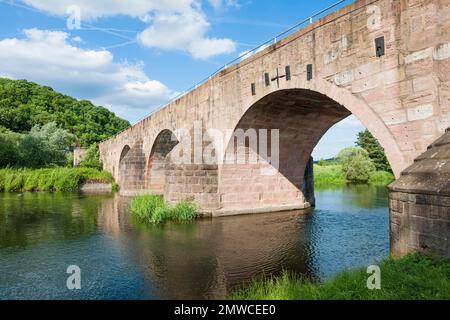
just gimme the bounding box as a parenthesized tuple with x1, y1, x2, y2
(100, 0, 450, 257)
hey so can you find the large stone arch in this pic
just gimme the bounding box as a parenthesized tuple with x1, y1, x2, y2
(232, 77, 407, 179)
(217, 84, 401, 214)
(309, 78, 407, 178)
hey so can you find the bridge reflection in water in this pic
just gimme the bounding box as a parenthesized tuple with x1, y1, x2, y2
(0, 186, 388, 299)
(99, 195, 314, 299)
(97, 186, 388, 299)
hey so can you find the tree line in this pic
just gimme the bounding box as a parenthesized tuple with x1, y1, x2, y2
(0, 78, 129, 147)
(0, 78, 130, 169)
(317, 129, 393, 184)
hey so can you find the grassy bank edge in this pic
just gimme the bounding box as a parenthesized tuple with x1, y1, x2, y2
(314, 164, 394, 188)
(0, 167, 114, 192)
(230, 254, 450, 300)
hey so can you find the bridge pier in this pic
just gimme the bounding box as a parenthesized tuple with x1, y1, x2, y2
(389, 129, 450, 259)
(164, 163, 220, 213)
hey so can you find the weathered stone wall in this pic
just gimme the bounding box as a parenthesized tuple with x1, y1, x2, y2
(145, 130, 179, 195)
(389, 127, 450, 259)
(389, 191, 450, 258)
(100, 0, 450, 216)
(118, 140, 146, 195)
(164, 162, 219, 212)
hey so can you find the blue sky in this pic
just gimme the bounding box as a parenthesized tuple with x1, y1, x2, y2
(0, 0, 364, 159)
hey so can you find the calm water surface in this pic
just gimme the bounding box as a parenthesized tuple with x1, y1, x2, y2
(0, 185, 389, 299)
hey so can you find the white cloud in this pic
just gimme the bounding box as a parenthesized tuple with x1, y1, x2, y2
(189, 37, 235, 59)
(208, 0, 222, 10)
(335, 115, 364, 129)
(208, 0, 240, 10)
(21, 0, 237, 59)
(239, 43, 270, 61)
(22, 0, 155, 20)
(0, 29, 174, 122)
(0, 73, 15, 79)
(138, 10, 208, 50)
(136, 3, 236, 59)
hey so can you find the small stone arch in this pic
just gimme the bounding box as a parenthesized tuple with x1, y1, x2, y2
(118, 140, 145, 194)
(145, 130, 179, 195)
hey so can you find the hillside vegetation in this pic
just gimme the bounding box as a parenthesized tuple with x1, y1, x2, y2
(0, 78, 129, 146)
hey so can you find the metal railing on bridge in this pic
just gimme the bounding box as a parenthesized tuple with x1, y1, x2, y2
(104, 0, 350, 142)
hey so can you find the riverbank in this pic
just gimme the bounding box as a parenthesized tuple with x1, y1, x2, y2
(314, 164, 394, 188)
(0, 183, 391, 299)
(230, 254, 450, 300)
(0, 167, 115, 192)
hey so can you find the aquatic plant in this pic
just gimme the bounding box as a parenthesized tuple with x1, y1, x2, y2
(130, 195, 198, 224)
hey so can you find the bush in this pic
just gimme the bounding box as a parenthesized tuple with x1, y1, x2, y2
(0, 122, 75, 168)
(0, 167, 114, 192)
(369, 171, 395, 185)
(19, 122, 75, 168)
(0, 130, 23, 167)
(336, 147, 376, 183)
(79, 143, 102, 170)
(131, 195, 198, 225)
(66, 152, 74, 168)
(314, 164, 346, 187)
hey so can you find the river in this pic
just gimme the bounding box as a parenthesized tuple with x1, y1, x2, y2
(0, 185, 389, 299)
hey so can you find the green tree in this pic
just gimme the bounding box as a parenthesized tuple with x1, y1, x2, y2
(79, 143, 102, 170)
(0, 78, 130, 146)
(0, 129, 23, 167)
(18, 122, 75, 168)
(356, 129, 392, 172)
(336, 147, 376, 183)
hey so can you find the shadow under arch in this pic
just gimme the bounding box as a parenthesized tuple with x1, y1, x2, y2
(119, 145, 130, 162)
(220, 87, 397, 212)
(145, 129, 180, 195)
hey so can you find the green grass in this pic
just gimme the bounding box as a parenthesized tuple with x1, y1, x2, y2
(230, 254, 450, 300)
(314, 164, 394, 187)
(131, 194, 198, 224)
(314, 164, 346, 187)
(0, 167, 114, 192)
(369, 170, 395, 185)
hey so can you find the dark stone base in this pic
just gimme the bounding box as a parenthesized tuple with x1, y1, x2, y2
(390, 191, 450, 259)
